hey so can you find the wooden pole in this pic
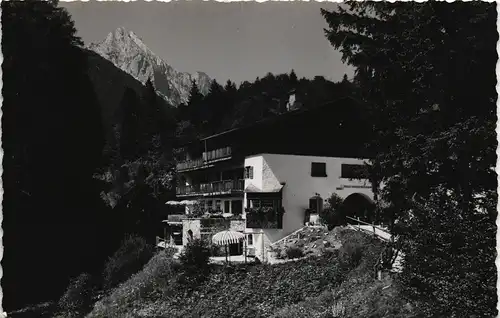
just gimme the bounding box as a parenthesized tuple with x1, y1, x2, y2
(163, 226, 167, 248)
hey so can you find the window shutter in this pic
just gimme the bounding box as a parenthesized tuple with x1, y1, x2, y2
(249, 166, 254, 179)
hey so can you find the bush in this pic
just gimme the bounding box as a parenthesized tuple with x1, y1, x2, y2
(57, 273, 95, 317)
(338, 241, 364, 270)
(319, 193, 346, 230)
(179, 238, 211, 270)
(88, 252, 181, 318)
(209, 244, 224, 257)
(269, 245, 287, 259)
(286, 246, 305, 259)
(102, 234, 155, 290)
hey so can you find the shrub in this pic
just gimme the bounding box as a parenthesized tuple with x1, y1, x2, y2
(209, 244, 224, 257)
(338, 241, 364, 270)
(57, 272, 95, 317)
(286, 246, 305, 259)
(88, 252, 181, 318)
(319, 193, 346, 230)
(179, 238, 211, 271)
(269, 245, 287, 259)
(102, 234, 155, 290)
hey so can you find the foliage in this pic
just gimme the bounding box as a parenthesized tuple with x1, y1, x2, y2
(86, 228, 388, 318)
(103, 235, 155, 290)
(338, 241, 363, 271)
(179, 238, 211, 273)
(88, 252, 181, 318)
(399, 186, 497, 317)
(2, 0, 108, 310)
(178, 70, 357, 141)
(322, 2, 497, 317)
(319, 193, 346, 230)
(209, 244, 225, 257)
(189, 200, 205, 217)
(57, 273, 96, 318)
(96, 78, 177, 244)
(285, 246, 305, 259)
(245, 207, 284, 229)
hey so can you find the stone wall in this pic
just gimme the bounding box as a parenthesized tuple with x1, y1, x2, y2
(230, 219, 246, 232)
(182, 219, 201, 246)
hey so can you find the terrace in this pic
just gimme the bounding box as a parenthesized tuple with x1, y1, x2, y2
(176, 179, 245, 197)
(177, 146, 232, 172)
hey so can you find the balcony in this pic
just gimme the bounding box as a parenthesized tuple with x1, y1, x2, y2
(245, 207, 284, 229)
(177, 146, 232, 172)
(177, 179, 244, 196)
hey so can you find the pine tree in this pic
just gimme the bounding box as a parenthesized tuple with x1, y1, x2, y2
(119, 87, 142, 160)
(322, 2, 497, 316)
(186, 79, 204, 128)
(289, 69, 298, 84)
(2, 0, 106, 309)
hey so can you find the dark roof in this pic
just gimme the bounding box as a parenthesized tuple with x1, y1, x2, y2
(200, 96, 364, 142)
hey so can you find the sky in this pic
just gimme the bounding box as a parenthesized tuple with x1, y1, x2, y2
(61, 1, 354, 85)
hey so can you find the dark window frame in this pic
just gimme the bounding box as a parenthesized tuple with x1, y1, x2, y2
(341, 164, 368, 179)
(244, 166, 254, 179)
(311, 162, 327, 177)
(247, 234, 254, 246)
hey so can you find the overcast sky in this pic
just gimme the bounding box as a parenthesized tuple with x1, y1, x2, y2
(61, 1, 354, 85)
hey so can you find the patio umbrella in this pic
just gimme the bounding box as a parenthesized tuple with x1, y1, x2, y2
(165, 201, 181, 205)
(212, 230, 246, 263)
(180, 200, 198, 205)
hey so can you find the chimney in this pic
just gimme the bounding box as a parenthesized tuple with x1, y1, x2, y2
(287, 93, 298, 111)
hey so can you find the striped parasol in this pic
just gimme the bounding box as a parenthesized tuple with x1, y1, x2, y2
(212, 230, 245, 246)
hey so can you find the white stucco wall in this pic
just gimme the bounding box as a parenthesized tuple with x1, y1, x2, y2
(243, 153, 374, 262)
(242, 155, 264, 194)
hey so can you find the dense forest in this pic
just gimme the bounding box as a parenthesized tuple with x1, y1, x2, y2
(2, 1, 497, 317)
(2, 0, 355, 311)
(322, 2, 497, 317)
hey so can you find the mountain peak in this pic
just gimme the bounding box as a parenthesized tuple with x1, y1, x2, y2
(89, 27, 211, 106)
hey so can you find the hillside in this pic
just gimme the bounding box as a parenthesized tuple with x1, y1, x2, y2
(85, 228, 419, 318)
(85, 48, 152, 128)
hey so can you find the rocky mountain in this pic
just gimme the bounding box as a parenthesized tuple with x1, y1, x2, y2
(88, 27, 211, 106)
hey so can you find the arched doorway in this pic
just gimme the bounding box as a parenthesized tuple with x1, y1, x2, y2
(342, 193, 376, 223)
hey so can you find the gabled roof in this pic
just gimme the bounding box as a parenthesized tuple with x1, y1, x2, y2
(244, 183, 285, 193)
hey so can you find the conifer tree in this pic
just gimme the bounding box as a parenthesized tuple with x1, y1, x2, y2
(2, 0, 106, 309)
(322, 3, 497, 316)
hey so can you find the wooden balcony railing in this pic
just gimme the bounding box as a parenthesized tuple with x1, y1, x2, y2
(177, 146, 232, 171)
(176, 158, 205, 171)
(176, 179, 244, 196)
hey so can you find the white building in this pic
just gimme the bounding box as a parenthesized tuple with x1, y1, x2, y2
(167, 97, 375, 262)
(242, 153, 373, 261)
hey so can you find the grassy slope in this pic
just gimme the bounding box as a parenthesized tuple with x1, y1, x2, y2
(87, 228, 419, 318)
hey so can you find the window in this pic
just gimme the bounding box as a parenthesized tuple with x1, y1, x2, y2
(224, 201, 230, 213)
(248, 199, 280, 209)
(248, 199, 261, 208)
(341, 164, 368, 179)
(246, 234, 254, 246)
(231, 200, 243, 215)
(206, 200, 213, 210)
(244, 166, 254, 179)
(215, 200, 222, 211)
(311, 162, 327, 177)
